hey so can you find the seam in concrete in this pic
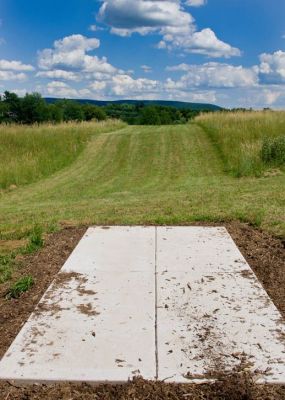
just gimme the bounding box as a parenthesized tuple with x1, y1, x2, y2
(155, 226, 159, 380)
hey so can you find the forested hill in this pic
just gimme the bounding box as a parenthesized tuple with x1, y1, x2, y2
(0, 91, 223, 125)
(45, 98, 223, 111)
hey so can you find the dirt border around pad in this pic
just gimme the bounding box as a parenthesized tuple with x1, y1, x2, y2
(0, 222, 284, 399)
(0, 226, 87, 359)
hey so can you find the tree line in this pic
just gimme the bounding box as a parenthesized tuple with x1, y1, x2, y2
(0, 91, 209, 125)
(0, 92, 107, 124)
(103, 102, 207, 124)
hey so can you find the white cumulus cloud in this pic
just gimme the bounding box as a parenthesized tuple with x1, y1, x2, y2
(98, 0, 193, 36)
(0, 59, 34, 71)
(36, 70, 79, 81)
(258, 50, 285, 83)
(111, 74, 159, 96)
(46, 81, 91, 98)
(185, 0, 207, 7)
(162, 28, 241, 58)
(97, 0, 240, 58)
(90, 81, 107, 91)
(166, 62, 258, 88)
(38, 34, 111, 73)
(262, 89, 282, 105)
(0, 58, 34, 82)
(0, 71, 27, 81)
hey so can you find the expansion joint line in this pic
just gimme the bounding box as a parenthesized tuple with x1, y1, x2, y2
(155, 226, 158, 380)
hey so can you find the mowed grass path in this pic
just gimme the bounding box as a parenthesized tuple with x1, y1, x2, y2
(0, 124, 284, 239)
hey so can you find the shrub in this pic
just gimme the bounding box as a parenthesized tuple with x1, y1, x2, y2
(6, 276, 34, 299)
(261, 135, 285, 166)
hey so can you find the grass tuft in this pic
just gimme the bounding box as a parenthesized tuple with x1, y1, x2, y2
(24, 225, 44, 253)
(6, 275, 34, 299)
(261, 135, 285, 166)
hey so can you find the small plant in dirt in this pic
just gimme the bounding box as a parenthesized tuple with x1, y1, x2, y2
(24, 225, 44, 253)
(6, 275, 34, 299)
(261, 135, 285, 166)
(0, 226, 44, 285)
(0, 254, 15, 283)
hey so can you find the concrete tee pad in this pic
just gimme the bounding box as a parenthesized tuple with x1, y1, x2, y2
(0, 226, 284, 384)
(0, 227, 156, 383)
(156, 227, 285, 383)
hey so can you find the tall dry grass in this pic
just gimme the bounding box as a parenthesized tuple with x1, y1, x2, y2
(0, 120, 125, 189)
(196, 111, 285, 177)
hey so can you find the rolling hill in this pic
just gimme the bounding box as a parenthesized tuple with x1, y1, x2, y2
(45, 98, 223, 111)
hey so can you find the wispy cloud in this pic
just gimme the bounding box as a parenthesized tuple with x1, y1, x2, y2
(185, 0, 207, 7)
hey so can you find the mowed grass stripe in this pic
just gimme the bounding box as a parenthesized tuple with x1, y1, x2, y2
(0, 123, 284, 238)
(2, 124, 221, 201)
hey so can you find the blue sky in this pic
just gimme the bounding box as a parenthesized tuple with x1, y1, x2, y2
(0, 0, 285, 108)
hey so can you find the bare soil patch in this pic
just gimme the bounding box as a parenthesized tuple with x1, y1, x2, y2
(0, 375, 285, 400)
(0, 222, 284, 399)
(0, 227, 86, 359)
(225, 222, 285, 317)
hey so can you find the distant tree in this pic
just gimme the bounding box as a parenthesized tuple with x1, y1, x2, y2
(135, 101, 145, 112)
(56, 100, 84, 122)
(0, 99, 10, 123)
(21, 93, 48, 124)
(47, 104, 64, 123)
(2, 91, 22, 122)
(140, 106, 161, 125)
(159, 109, 173, 125)
(82, 104, 106, 121)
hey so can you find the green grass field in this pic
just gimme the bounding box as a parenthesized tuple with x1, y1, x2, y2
(0, 120, 125, 190)
(197, 111, 285, 177)
(0, 113, 284, 252)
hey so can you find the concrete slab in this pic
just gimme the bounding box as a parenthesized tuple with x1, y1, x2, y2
(0, 226, 156, 383)
(0, 226, 284, 385)
(156, 227, 285, 384)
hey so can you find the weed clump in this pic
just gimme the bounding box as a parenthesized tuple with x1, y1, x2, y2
(261, 135, 285, 166)
(25, 225, 44, 253)
(6, 275, 34, 299)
